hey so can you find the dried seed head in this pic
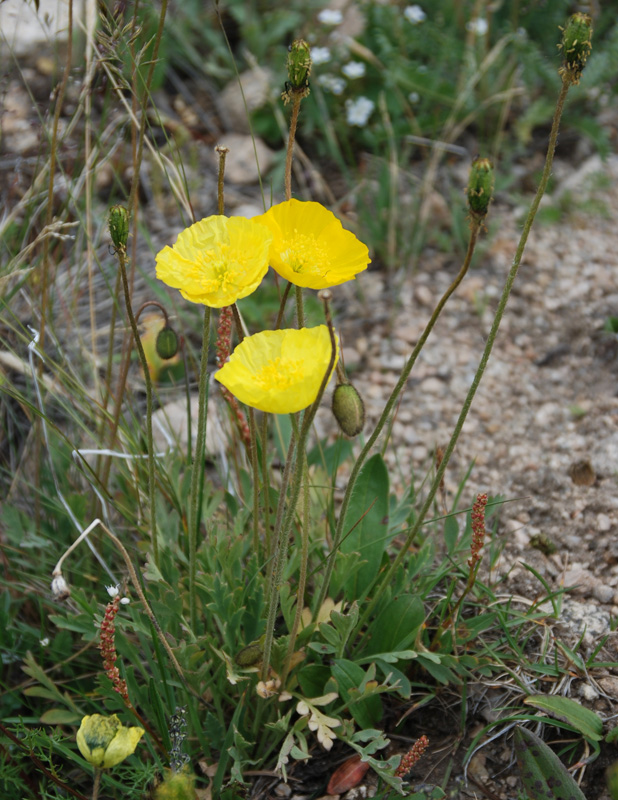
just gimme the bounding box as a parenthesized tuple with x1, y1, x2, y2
(108, 205, 130, 250)
(559, 13, 593, 86)
(156, 325, 179, 360)
(332, 382, 365, 437)
(466, 157, 494, 223)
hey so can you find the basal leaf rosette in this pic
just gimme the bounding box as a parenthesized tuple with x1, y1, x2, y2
(254, 199, 370, 289)
(76, 714, 144, 769)
(215, 326, 339, 414)
(155, 215, 272, 307)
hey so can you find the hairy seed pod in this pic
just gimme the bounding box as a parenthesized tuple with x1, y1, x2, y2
(282, 39, 311, 104)
(559, 13, 593, 86)
(234, 641, 263, 667)
(467, 157, 494, 222)
(156, 325, 179, 360)
(332, 382, 365, 437)
(108, 205, 129, 250)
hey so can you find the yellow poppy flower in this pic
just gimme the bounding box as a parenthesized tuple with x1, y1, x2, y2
(155, 215, 272, 307)
(76, 714, 144, 769)
(254, 199, 370, 289)
(214, 326, 339, 414)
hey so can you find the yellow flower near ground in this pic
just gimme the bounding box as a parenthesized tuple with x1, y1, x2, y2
(254, 199, 370, 289)
(215, 326, 339, 414)
(76, 714, 144, 769)
(155, 215, 272, 307)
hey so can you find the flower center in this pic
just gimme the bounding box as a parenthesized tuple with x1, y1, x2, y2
(254, 357, 303, 391)
(195, 244, 239, 293)
(281, 231, 330, 277)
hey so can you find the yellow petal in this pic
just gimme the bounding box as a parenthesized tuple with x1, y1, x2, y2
(103, 724, 145, 768)
(76, 714, 143, 769)
(254, 199, 370, 289)
(155, 215, 272, 307)
(215, 326, 339, 414)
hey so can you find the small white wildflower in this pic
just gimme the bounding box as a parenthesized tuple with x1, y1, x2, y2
(404, 5, 426, 24)
(466, 17, 489, 35)
(318, 8, 343, 25)
(119, 597, 130, 605)
(317, 74, 346, 95)
(345, 96, 375, 127)
(40, 637, 50, 647)
(417, 64, 428, 73)
(408, 91, 420, 103)
(311, 46, 332, 66)
(342, 61, 366, 79)
(106, 585, 119, 598)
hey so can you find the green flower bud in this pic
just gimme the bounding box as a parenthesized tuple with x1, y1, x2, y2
(108, 205, 130, 250)
(234, 640, 263, 667)
(467, 157, 494, 222)
(156, 325, 179, 360)
(559, 13, 593, 86)
(282, 39, 311, 104)
(332, 382, 365, 438)
(76, 714, 144, 769)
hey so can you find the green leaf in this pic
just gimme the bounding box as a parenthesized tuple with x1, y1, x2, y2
(40, 709, 80, 725)
(331, 659, 382, 729)
(523, 695, 603, 741)
(340, 454, 390, 601)
(443, 514, 459, 554)
(364, 594, 424, 655)
(514, 726, 587, 800)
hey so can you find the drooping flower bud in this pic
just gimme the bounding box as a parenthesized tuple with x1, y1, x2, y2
(234, 639, 264, 668)
(332, 382, 365, 437)
(466, 157, 494, 223)
(108, 205, 130, 250)
(282, 39, 311, 104)
(559, 13, 593, 86)
(156, 325, 179, 360)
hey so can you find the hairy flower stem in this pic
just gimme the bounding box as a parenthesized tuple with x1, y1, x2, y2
(188, 307, 211, 633)
(261, 294, 338, 678)
(315, 222, 481, 613)
(281, 456, 310, 685)
(285, 94, 302, 201)
(353, 78, 572, 638)
(117, 244, 159, 567)
(92, 768, 101, 800)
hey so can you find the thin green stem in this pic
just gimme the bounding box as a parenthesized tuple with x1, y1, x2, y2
(248, 407, 261, 552)
(315, 223, 481, 612)
(117, 245, 159, 567)
(354, 78, 571, 637)
(285, 94, 302, 201)
(189, 307, 211, 632)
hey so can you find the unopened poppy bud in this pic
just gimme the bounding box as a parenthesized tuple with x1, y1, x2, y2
(559, 13, 593, 86)
(467, 157, 494, 222)
(108, 205, 129, 250)
(154, 768, 195, 800)
(156, 325, 179, 360)
(332, 382, 365, 437)
(282, 39, 311, 104)
(234, 640, 264, 667)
